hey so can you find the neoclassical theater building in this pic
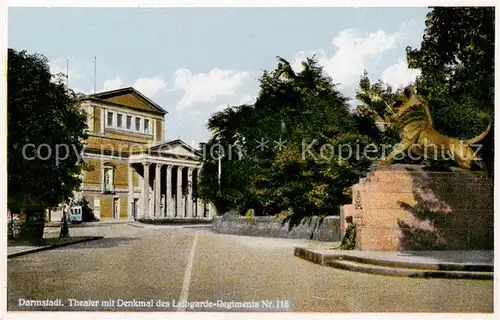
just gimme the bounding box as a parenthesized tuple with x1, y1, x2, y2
(73, 87, 214, 221)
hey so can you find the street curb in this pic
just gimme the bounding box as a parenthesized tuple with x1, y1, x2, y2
(294, 247, 494, 280)
(137, 218, 213, 225)
(127, 222, 212, 229)
(7, 236, 104, 259)
(45, 221, 133, 228)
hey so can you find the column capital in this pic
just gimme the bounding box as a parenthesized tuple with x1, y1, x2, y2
(143, 161, 150, 167)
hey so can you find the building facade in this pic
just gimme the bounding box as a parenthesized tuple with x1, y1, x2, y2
(72, 87, 212, 221)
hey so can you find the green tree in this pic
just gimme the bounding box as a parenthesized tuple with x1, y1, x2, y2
(8, 48, 89, 208)
(353, 71, 422, 165)
(198, 104, 258, 214)
(405, 7, 494, 174)
(354, 70, 400, 145)
(199, 56, 373, 217)
(248, 57, 372, 216)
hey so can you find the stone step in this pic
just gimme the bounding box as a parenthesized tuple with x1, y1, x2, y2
(324, 254, 493, 272)
(294, 247, 493, 280)
(325, 259, 493, 280)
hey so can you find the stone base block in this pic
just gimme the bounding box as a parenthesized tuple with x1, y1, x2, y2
(342, 164, 493, 251)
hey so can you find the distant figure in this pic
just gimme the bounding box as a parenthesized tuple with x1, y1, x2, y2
(59, 209, 69, 238)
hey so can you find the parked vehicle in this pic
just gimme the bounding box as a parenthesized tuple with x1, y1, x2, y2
(68, 206, 83, 223)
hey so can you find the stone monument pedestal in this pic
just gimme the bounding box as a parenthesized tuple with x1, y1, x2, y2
(340, 164, 493, 251)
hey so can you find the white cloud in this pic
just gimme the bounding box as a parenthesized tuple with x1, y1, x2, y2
(49, 57, 87, 87)
(93, 76, 168, 97)
(291, 20, 414, 89)
(103, 77, 124, 91)
(380, 58, 421, 90)
(133, 76, 167, 99)
(214, 93, 256, 112)
(73, 87, 88, 95)
(174, 68, 251, 110)
(49, 57, 169, 98)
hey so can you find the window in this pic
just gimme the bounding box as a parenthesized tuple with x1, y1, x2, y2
(126, 115, 132, 130)
(135, 117, 141, 131)
(107, 112, 114, 127)
(117, 113, 123, 128)
(103, 165, 114, 192)
(103, 112, 154, 134)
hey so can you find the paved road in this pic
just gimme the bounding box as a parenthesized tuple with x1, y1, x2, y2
(7, 223, 494, 313)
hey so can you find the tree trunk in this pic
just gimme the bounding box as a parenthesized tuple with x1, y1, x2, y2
(59, 210, 69, 238)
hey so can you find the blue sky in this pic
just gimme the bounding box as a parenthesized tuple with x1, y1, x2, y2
(8, 7, 429, 146)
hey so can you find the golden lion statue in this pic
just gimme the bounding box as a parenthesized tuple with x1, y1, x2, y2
(358, 87, 492, 170)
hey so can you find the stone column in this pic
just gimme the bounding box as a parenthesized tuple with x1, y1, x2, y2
(154, 163, 161, 218)
(187, 167, 194, 218)
(141, 162, 150, 218)
(176, 166, 183, 217)
(195, 167, 202, 217)
(165, 165, 173, 217)
(197, 201, 204, 218)
(128, 164, 133, 219)
(138, 172, 144, 212)
(149, 167, 154, 217)
(209, 203, 216, 217)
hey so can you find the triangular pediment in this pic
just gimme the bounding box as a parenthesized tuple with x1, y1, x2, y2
(87, 87, 166, 115)
(149, 139, 200, 159)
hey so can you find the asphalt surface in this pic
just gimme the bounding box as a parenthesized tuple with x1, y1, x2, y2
(7, 223, 494, 313)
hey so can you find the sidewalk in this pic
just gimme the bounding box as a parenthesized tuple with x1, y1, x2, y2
(45, 219, 134, 228)
(7, 229, 103, 258)
(45, 219, 212, 228)
(295, 246, 494, 280)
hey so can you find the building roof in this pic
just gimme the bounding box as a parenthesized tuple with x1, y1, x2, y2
(148, 139, 202, 159)
(83, 87, 167, 115)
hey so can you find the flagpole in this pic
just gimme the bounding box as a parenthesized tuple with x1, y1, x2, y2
(93, 56, 97, 94)
(217, 136, 221, 195)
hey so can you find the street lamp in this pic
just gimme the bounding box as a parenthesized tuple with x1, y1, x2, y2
(217, 135, 223, 196)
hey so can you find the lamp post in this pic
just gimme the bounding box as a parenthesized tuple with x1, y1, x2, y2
(217, 136, 222, 196)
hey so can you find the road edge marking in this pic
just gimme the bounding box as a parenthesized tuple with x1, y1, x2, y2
(177, 231, 199, 311)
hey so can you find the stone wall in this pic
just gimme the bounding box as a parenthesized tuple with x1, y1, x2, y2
(212, 215, 341, 242)
(341, 164, 494, 251)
